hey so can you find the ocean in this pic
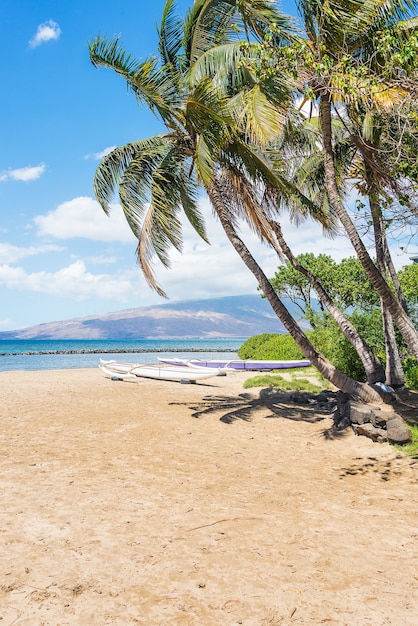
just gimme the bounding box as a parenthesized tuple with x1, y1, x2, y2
(0, 338, 245, 372)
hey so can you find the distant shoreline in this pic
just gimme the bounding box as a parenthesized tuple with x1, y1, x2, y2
(0, 348, 238, 357)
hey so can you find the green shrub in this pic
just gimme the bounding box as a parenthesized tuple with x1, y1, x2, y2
(348, 309, 386, 363)
(308, 325, 367, 381)
(238, 333, 305, 360)
(239, 314, 418, 387)
(402, 357, 418, 391)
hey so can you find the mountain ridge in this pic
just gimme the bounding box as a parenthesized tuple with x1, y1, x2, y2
(0, 295, 304, 340)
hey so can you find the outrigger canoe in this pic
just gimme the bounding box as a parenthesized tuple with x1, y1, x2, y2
(157, 357, 311, 371)
(99, 359, 221, 383)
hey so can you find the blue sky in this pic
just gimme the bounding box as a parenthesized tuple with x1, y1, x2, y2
(1, 0, 416, 331)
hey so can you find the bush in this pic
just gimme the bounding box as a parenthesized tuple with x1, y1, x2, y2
(238, 333, 305, 360)
(238, 324, 369, 381)
(308, 324, 367, 381)
(402, 357, 418, 391)
(239, 314, 418, 387)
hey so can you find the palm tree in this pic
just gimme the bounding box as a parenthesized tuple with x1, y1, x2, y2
(189, 0, 418, 378)
(270, 222, 386, 384)
(278, 108, 406, 385)
(88, 0, 383, 402)
(292, 0, 418, 357)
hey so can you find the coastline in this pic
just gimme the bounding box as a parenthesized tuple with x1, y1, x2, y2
(0, 347, 239, 356)
(1, 368, 417, 624)
(0, 338, 244, 372)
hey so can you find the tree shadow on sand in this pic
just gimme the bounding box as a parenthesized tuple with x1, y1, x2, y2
(391, 388, 418, 426)
(170, 387, 345, 437)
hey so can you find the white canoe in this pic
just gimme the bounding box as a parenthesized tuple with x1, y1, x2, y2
(99, 360, 221, 383)
(158, 357, 311, 370)
(100, 358, 139, 373)
(100, 364, 137, 380)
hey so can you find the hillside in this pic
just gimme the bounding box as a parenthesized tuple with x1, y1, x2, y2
(0, 295, 305, 340)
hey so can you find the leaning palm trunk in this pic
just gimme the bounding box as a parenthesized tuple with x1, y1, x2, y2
(271, 221, 386, 384)
(381, 304, 405, 387)
(208, 181, 382, 403)
(382, 228, 409, 315)
(367, 187, 405, 387)
(319, 95, 418, 359)
(353, 140, 410, 316)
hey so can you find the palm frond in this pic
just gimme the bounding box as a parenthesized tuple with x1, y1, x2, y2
(186, 0, 240, 63)
(89, 35, 180, 121)
(217, 166, 278, 246)
(135, 207, 169, 298)
(189, 42, 248, 86)
(229, 84, 288, 144)
(121, 147, 198, 297)
(194, 135, 216, 186)
(187, 0, 296, 64)
(89, 35, 140, 74)
(158, 0, 183, 66)
(177, 164, 209, 242)
(93, 137, 169, 216)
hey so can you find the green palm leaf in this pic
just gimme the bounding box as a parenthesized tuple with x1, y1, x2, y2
(158, 0, 184, 66)
(89, 36, 180, 122)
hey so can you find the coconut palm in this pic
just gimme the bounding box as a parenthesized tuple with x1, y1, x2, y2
(188, 0, 418, 376)
(277, 108, 407, 386)
(292, 0, 418, 357)
(214, 0, 418, 353)
(88, 0, 384, 401)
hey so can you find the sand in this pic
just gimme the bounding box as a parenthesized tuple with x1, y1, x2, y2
(0, 367, 417, 625)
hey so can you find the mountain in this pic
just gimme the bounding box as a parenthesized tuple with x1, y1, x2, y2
(0, 295, 307, 340)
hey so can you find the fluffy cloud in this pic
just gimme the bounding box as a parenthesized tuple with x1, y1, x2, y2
(29, 20, 61, 48)
(34, 196, 136, 242)
(0, 164, 45, 182)
(85, 146, 117, 160)
(26, 193, 412, 308)
(0, 243, 63, 264)
(0, 260, 138, 302)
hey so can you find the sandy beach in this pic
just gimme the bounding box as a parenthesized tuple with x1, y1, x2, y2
(0, 367, 417, 625)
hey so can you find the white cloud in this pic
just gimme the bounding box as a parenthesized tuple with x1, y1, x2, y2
(22, 193, 414, 311)
(0, 260, 139, 302)
(0, 164, 45, 182)
(0, 243, 63, 264)
(33, 196, 136, 242)
(29, 20, 61, 48)
(85, 146, 117, 160)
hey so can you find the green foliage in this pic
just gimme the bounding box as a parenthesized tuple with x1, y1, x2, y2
(269, 253, 338, 325)
(402, 357, 418, 391)
(309, 323, 367, 381)
(395, 425, 418, 458)
(269, 254, 379, 328)
(333, 258, 379, 311)
(348, 309, 386, 362)
(239, 314, 418, 390)
(242, 373, 326, 393)
(376, 29, 418, 78)
(398, 263, 418, 305)
(308, 309, 389, 381)
(238, 333, 305, 360)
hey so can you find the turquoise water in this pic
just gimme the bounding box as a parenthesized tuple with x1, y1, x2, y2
(0, 338, 245, 372)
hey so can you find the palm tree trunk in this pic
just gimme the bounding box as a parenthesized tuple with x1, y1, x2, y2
(271, 221, 385, 384)
(208, 182, 382, 403)
(367, 186, 405, 387)
(382, 231, 409, 314)
(319, 94, 418, 358)
(353, 137, 409, 315)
